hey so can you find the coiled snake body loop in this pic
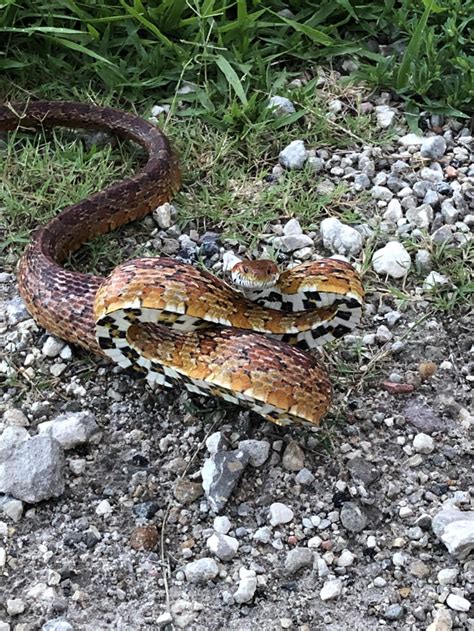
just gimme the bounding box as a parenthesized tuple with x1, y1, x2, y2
(1, 101, 364, 428)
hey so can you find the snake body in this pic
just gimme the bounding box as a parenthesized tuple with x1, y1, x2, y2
(1, 101, 364, 428)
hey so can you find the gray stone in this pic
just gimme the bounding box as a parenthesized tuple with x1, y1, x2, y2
(274, 233, 314, 253)
(184, 557, 219, 583)
(403, 401, 446, 433)
(38, 411, 99, 449)
(267, 96, 296, 116)
(2, 408, 29, 427)
(282, 440, 305, 471)
(347, 456, 380, 487)
(353, 173, 371, 189)
(340, 502, 367, 532)
(441, 200, 459, 224)
(307, 156, 325, 173)
(269, 502, 294, 526)
(284, 548, 313, 575)
(421, 136, 447, 160)
(0, 426, 29, 452)
(5, 296, 29, 326)
(1, 497, 23, 522)
(406, 204, 433, 229)
(383, 198, 403, 223)
(372, 241, 411, 278)
(423, 271, 449, 291)
(320, 217, 363, 256)
(415, 250, 432, 273)
(371, 185, 393, 201)
(238, 439, 270, 467)
(295, 468, 315, 485)
(206, 533, 239, 561)
(279, 140, 307, 170)
(431, 225, 454, 244)
(384, 604, 405, 620)
(432, 500, 474, 559)
(201, 449, 249, 512)
(253, 526, 272, 544)
(0, 433, 65, 503)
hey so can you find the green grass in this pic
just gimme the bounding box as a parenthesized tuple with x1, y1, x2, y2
(0, 0, 472, 118)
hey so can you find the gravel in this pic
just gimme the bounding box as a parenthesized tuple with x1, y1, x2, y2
(1, 86, 472, 630)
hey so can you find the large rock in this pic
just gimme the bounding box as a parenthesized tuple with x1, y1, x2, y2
(38, 411, 99, 449)
(320, 217, 363, 256)
(0, 434, 65, 503)
(372, 241, 411, 278)
(201, 449, 249, 512)
(432, 500, 474, 559)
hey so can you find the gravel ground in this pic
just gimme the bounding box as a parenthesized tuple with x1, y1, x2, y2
(0, 89, 473, 631)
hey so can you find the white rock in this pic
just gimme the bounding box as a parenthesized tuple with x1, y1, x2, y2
(27, 582, 56, 600)
(269, 502, 294, 526)
(95, 499, 112, 516)
(279, 140, 308, 170)
(6, 598, 25, 615)
(41, 336, 65, 358)
(372, 241, 411, 278)
(38, 411, 99, 450)
(375, 105, 396, 128)
(413, 433, 435, 454)
(206, 533, 239, 561)
(441, 200, 459, 224)
(253, 526, 272, 544)
(274, 233, 314, 253)
(184, 557, 219, 583)
(153, 202, 174, 229)
(151, 104, 170, 117)
(446, 593, 470, 612)
(337, 549, 355, 567)
(320, 218, 363, 256)
(423, 271, 449, 291)
(267, 96, 296, 116)
(3, 408, 29, 427)
(0, 547, 6, 567)
(213, 515, 232, 534)
(426, 607, 452, 631)
(320, 578, 342, 601)
(328, 99, 343, 114)
(234, 567, 257, 604)
(432, 501, 474, 559)
(399, 133, 423, 147)
(437, 568, 459, 585)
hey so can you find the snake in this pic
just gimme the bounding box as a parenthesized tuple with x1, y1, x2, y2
(1, 101, 364, 428)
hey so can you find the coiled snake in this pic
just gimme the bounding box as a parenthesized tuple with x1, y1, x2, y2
(1, 101, 364, 427)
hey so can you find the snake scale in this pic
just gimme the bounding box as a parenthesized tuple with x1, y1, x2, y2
(1, 101, 364, 428)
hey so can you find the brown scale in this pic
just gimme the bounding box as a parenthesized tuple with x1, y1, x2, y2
(2, 101, 363, 427)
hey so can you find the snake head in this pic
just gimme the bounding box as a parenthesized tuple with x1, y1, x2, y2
(230, 259, 279, 289)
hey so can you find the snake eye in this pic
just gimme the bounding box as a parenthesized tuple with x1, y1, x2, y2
(243, 266, 249, 273)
